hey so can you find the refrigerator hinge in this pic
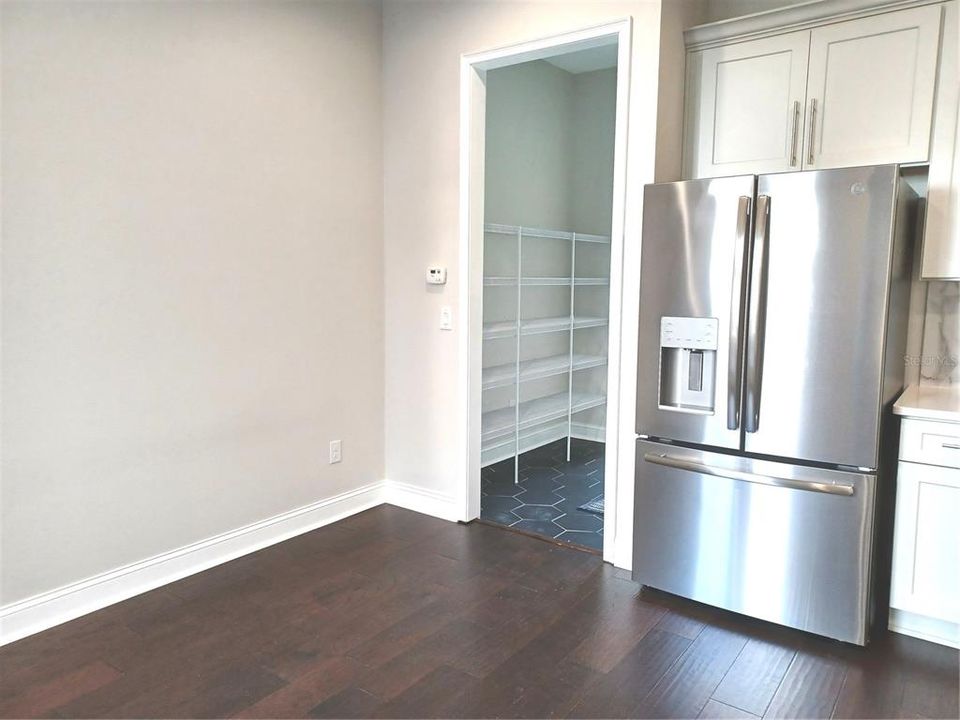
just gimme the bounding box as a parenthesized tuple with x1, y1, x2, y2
(838, 464, 876, 473)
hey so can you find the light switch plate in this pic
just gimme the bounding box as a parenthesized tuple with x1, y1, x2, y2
(440, 306, 453, 330)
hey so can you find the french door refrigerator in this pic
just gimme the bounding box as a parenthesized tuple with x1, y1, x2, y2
(633, 165, 915, 645)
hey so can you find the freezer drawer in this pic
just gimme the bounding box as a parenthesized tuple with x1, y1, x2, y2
(633, 440, 877, 644)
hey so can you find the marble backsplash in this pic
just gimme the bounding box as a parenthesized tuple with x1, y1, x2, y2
(919, 281, 959, 386)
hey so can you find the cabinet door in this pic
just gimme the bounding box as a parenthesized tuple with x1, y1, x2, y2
(891, 461, 960, 623)
(804, 5, 942, 169)
(923, 0, 960, 280)
(689, 32, 810, 178)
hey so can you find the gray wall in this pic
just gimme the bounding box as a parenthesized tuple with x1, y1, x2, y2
(484, 61, 575, 230)
(656, 0, 710, 182)
(484, 61, 617, 235)
(382, 1, 663, 573)
(572, 69, 618, 236)
(1, 0, 385, 604)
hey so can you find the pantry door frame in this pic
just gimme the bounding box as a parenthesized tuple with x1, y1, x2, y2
(458, 18, 633, 566)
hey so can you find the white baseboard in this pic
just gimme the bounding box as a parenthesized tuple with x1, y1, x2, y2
(889, 607, 960, 648)
(571, 422, 606, 443)
(480, 421, 567, 467)
(382, 480, 461, 522)
(0, 478, 467, 647)
(481, 423, 608, 468)
(0, 482, 385, 647)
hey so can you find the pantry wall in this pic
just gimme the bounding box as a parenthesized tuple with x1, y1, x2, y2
(479, 48, 617, 551)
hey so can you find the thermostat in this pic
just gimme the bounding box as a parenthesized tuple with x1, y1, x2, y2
(426, 267, 447, 285)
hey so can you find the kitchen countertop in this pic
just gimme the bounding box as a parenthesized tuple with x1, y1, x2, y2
(894, 384, 960, 423)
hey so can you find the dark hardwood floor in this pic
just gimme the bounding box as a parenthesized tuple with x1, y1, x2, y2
(1, 505, 957, 719)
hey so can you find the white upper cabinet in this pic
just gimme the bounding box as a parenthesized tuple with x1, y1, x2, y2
(683, 3, 945, 179)
(689, 32, 810, 178)
(923, 0, 960, 280)
(805, 5, 943, 169)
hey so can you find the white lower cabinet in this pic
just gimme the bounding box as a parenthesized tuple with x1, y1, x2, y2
(890, 418, 960, 648)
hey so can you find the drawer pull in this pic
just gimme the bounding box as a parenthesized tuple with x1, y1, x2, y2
(901, 419, 960, 468)
(643, 452, 855, 496)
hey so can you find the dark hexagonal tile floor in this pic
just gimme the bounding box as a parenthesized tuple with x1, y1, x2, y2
(555, 510, 602, 532)
(515, 487, 564, 506)
(480, 438, 604, 551)
(512, 504, 563, 522)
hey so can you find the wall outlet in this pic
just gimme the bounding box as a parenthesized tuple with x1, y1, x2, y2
(329, 440, 342, 464)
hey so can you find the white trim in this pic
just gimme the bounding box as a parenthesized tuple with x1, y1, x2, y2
(685, 0, 943, 50)
(459, 41, 487, 524)
(458, 19, 633, 569)
(571, 422, 606, 443)
(602, 20, 633, 570)
(482, 421, 569, 468)
(382, 480, 461, 522)
(1, 481, 470, 647)
(889, 607, 960, 648)
(479, 423, 606, 467)
(463, 20, 633, 71)
(0, 483, 384, 646)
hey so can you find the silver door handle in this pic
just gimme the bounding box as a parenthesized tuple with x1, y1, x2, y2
(807, 98, 817, 165)
(643, 452, 855, 496)
(728, 196, 751, 431)
(790, 100, 800, 167)
(744, 195, 770, 434)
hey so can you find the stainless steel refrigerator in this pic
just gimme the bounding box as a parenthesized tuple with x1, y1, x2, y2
(633, 165, 916, 645)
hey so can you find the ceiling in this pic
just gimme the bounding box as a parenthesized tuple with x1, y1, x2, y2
(543, 43, 618, 75)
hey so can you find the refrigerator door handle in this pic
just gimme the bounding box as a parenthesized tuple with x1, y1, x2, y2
(744, 194, 770, 434)
(727, 196, 752, 431)
(643, 452, 855, 496)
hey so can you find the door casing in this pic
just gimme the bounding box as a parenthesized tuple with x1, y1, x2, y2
(459, 19, 633, 566)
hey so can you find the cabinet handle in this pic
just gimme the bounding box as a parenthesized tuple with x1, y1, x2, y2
(807, 98, 817, 165)
(790, 100, 800, 167)
(943, 442, 960, 450)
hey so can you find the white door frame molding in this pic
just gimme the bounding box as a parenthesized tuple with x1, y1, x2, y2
(457, 18, 633, 566)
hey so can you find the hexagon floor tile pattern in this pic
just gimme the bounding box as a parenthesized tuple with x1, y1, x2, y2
(480, 438, 604, 551)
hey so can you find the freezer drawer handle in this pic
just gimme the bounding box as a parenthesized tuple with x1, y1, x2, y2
(643, 452, 855, 496)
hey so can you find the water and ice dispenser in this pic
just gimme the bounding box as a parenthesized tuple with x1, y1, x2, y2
(658, 316, 718, 414)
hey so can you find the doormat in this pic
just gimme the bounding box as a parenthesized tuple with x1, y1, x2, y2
(578, 496, 604, 515)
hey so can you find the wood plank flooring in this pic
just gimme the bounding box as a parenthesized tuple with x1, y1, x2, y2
(1, 505, 957, 719)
